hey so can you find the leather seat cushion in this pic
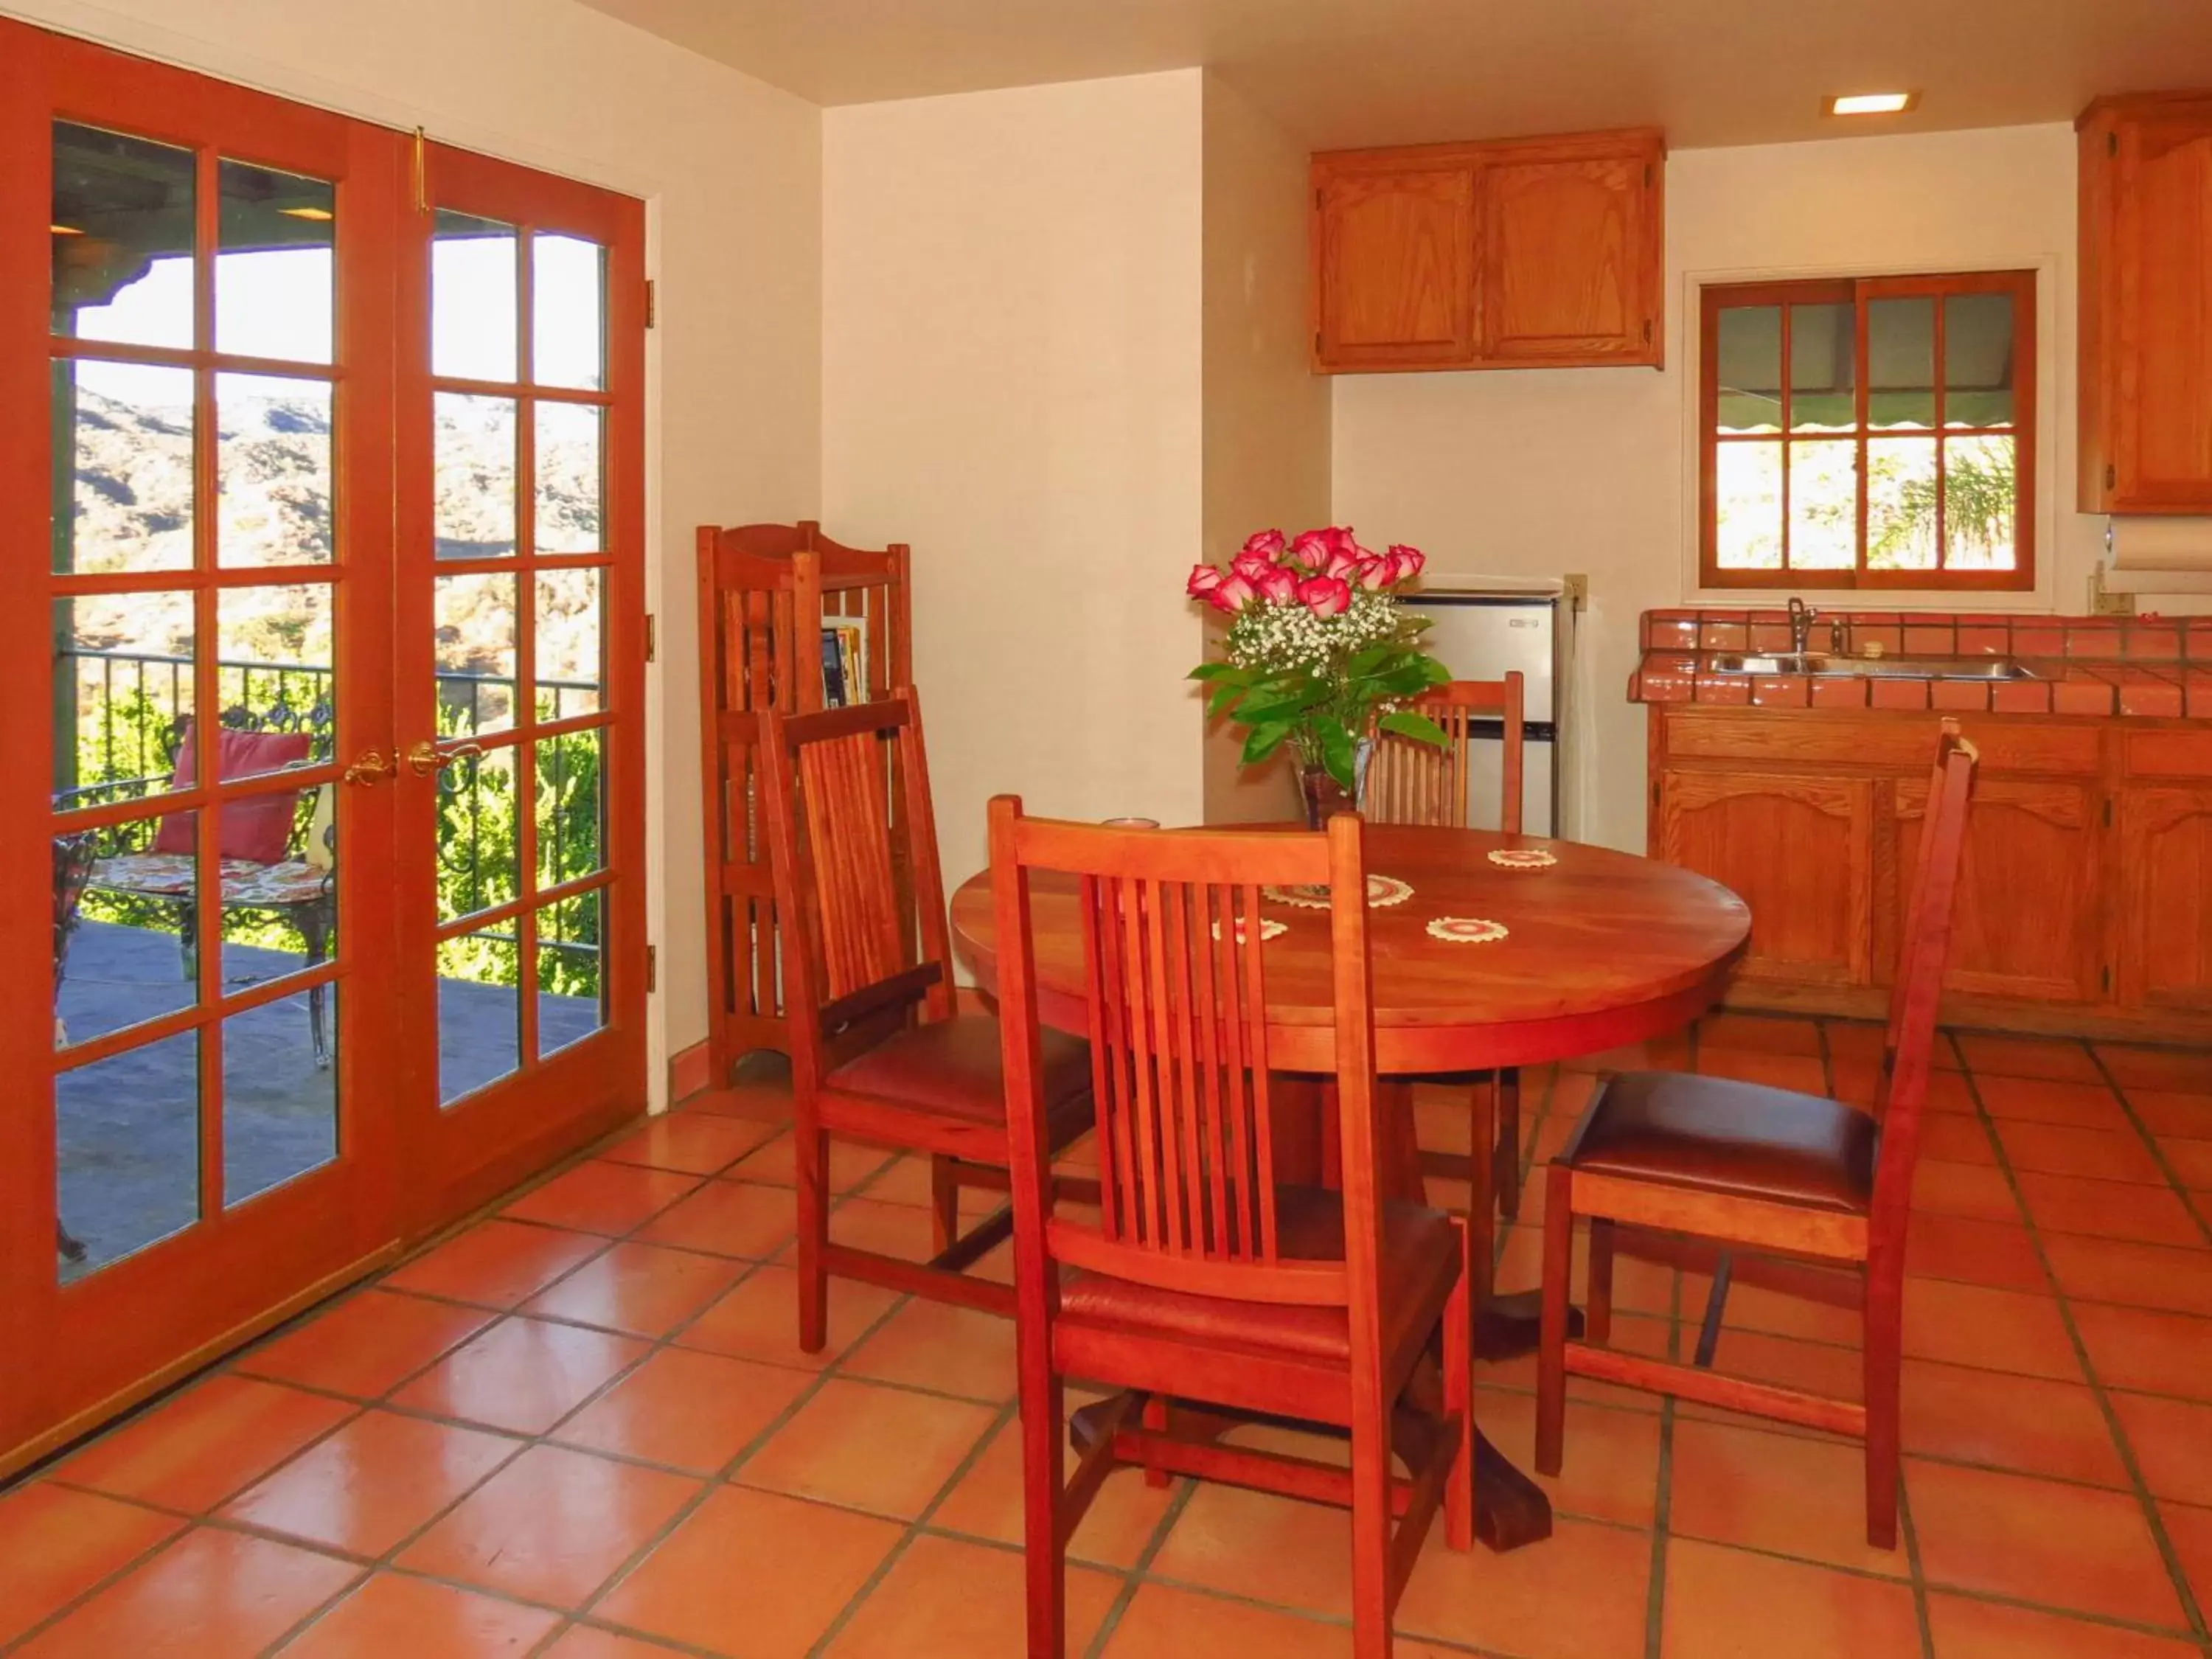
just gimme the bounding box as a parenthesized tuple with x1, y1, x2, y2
(1059, 1189, 1460, 1363)
(824, 1014, 1092, 1140)
(1562, 1071, 1877, 1215)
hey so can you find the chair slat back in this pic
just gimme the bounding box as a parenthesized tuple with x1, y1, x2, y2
(1365, 674, 1525, 834)
(1868, 722, 1979, 1225)
(990, 805, 1383, 1307)
(758, 691, 952, 1085)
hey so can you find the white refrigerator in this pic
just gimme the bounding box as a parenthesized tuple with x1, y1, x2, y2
(1399, 577, 1581, 839)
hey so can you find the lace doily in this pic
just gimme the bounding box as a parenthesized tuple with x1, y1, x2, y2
(1262, 873, 1414, 911)
(1427, 917, 1509, 944)
(1211, 917, 1287, 944)
(1487, 848, 1557, 870)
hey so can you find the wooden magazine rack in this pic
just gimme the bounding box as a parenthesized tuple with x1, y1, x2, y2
(695, 522, 913, 1079)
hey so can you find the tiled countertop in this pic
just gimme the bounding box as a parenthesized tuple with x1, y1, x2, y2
(1630, 608, 2212, 718)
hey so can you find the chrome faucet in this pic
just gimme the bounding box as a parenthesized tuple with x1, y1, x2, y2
(1788, 596, 1818, 655)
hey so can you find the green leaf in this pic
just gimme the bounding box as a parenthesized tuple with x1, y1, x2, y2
(1206, 683, 1246, 719)
(1187, 662, 1250, 684)
(1379, 709, 1450, 748)
(1315, 717, 1357, 790)
(1241, 723, 1292, 765)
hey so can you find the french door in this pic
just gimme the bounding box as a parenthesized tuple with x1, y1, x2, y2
(0, 20, 646, 1472)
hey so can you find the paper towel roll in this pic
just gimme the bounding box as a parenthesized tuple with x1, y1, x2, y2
(2107, 516, 2212, 572)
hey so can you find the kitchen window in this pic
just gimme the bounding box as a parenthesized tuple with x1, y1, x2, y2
(1699, 269, 2036, 591)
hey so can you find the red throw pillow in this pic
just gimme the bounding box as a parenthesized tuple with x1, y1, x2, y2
(150, 723, 315, 864)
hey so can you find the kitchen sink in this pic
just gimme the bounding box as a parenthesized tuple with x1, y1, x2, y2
(1704, 652, 2039, 681)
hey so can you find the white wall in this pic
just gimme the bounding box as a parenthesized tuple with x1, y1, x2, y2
(1199, 72, 1333, 824)
(822, 71, 1206, 886)
(7, 0, 824, 1094)
(1332, 122, 2093, 857)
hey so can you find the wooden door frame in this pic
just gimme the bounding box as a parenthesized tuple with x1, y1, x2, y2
(394, 142, 649, 1229)
(0, 18, 408, 1464)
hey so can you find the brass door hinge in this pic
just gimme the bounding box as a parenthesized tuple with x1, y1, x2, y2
(645, 945, 658, 994)
(645, 279, 656, 328)
(644, 613, 657, 663)
(2106, 463, 2118, 490)
(1643, 318, 1654, 345)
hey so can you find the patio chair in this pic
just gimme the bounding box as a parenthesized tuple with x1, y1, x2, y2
(83, 714, 338, 1067)
(53, 831, 97, 1263)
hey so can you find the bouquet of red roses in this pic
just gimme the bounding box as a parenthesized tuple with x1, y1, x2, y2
(1188, 526, 1450, 793)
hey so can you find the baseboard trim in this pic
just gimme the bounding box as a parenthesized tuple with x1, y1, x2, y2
(669, 1038, 712, 1104)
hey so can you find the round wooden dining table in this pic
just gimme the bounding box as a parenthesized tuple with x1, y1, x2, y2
(947, 820, 1751, 1550)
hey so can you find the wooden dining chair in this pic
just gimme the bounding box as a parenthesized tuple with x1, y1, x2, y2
(989, 799, 1473, 1659)
(1535, 721, 1980, 1548)
(757, 690, 1095, 1347)
(1365, 672, 1529, 1224)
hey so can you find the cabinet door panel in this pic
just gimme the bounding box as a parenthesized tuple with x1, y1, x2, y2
(1894, 778, 2101, 1004)
(2115, 108, 2212, 508)
(1659, 770, 1873, 986)
(1481, 154, 1652, 364)
(1314, 166, 1475, 370)
(2119, 785, 2212, 1012)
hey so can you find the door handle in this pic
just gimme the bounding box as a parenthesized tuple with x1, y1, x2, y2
(407, 739, 482, 777)
(343, 750, 395, 785)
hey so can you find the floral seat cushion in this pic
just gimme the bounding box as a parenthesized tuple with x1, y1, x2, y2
(91, 853, 330, 908)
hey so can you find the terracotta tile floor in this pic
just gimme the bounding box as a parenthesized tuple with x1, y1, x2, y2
(7, 1019, 2212, 1657)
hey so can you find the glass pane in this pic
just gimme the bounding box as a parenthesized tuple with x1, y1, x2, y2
(434, 574, 518, 734)
(1867, 437, 1940, 571)
(216, 583, 336, 765)
(218, 792, 335, 992)
(536, 728, 605, 888)
(437, 744, 521, 922)
(432, 210, 518, 382)
(52, 122, 195, 352)
(1944, 434, 2018, 570)
(535, 403, 603, 554)
(55, 824, 197, 1050)
(532, 234, 605, 391)
(53, 591, 195, 808)
(1868, 296, 1935, 429)
(56, 1030, 201, 1281)
(223, 985, 337, 1208)
(439, 927, 520, 1106)
(435, 393, 518, 559)
(1788, 441, 1859, 571)
(535, 567, 603, 719)
(1945, 293, 2017, 428)
(1714, 443, 1782, 570)
(1714, 305, 1781, 434)
(537, 889, 606, 1058)
(216, 159, 334, 363)
(1787, 302, 1853, 432)
(218, 375, 333, 566)
(53, 358, 195, 577)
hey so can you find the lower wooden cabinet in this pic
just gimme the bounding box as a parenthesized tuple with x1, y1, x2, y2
(1649, 706, 2212, 1042)
(2117, 785, 2212, 1013)
(1658, 768, 1873, 988)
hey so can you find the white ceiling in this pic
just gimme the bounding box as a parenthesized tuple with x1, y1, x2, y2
(577, 0, 2212, 150)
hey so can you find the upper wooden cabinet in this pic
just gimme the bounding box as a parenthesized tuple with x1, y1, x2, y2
(2079, 91, 2212, 512)
(1311, 128, 1663, 375)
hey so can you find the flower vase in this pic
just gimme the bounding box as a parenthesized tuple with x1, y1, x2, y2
(1297, 738, 1374, 832)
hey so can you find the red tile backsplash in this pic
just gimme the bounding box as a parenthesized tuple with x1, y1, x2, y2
(1630, 608, 2212, 723)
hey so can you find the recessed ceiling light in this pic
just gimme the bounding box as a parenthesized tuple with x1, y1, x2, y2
(279, 205, 335, 221)
(1823, 91, 1919, 117)
(50, 223, 83, 236)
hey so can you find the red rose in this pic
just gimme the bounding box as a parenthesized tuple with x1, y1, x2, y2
(1385, 544, 1426, 582)
(1287, 529, 1331, 570)
(1241, 529, 1287, 561)
(1187, 563, 1225, 597)
(1323, 547, 1359, 580)
(1256, 566, 1298, 604)
(1232, 551, 1276, 583)
(1351, 556, 1390, 591)
(1297, 575, 1352, 617)
(1210, 574, 1259, 613)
